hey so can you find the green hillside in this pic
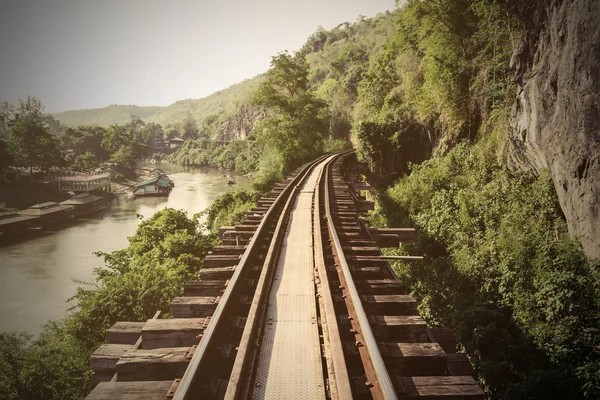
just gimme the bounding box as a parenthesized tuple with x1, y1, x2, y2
(145, 76, 264, 128)
(52, 76, 264, 128)
(51, 104, 161, 127)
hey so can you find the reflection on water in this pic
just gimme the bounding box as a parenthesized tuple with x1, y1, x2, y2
(0, 166, 250, 335)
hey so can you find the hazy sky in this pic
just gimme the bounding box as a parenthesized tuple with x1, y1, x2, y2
(0, 0, 396, 112)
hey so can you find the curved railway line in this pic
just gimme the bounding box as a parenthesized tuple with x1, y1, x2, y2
(87, 152, 485, 400)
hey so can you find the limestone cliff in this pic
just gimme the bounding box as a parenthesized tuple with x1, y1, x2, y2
(509, 0, 600, 258)
(212, 105, 265, 142)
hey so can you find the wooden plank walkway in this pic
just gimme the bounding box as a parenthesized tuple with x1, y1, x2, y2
(251, 156, 334, 399)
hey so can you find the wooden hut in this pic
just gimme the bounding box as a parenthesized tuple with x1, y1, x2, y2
(167, 137, 184, 149)
(133, 175, 174, 197)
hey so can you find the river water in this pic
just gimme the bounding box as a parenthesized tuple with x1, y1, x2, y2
(0, 166, 250, 336)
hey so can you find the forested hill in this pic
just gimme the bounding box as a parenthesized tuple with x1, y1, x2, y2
(51, 76, 263, 128)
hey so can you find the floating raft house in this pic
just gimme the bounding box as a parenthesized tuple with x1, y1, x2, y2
(133, 175, 174, 196)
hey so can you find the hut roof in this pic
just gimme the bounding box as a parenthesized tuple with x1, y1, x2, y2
(134, 175, 173, 188)
(60, 193, 104, 206)
(19, 203, 73, 216)
(0, 212, 39, 226)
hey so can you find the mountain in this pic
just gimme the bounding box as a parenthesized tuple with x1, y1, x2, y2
(51, 105, 162, 127)
(51, 76, 264, 128)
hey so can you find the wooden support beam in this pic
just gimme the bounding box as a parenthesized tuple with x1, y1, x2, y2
(233, 224, 257, 232)
(392, 376, 485, 399)
(356, 200, 375, 212)
(222, 230, 254, 240)
(355, 279, 405, 294)
(374, 234, 400, 248)
(203, 254, 241, 268)
(368, 315, 429, 342)
(360, 294, 418, 315)
(198, 266, 236, 280)
(351, 255, 424, 262)
(379, 342, 447, 376)
(218, 226, 235, 239)
(428, 328, 457, 354)
(369, 227, 416, 242)
(86, 381, 174, 400)
(210, 245, 246, 255)
(141, 318, 209, 350)
(115, 347, 192, 381)
(184, 280, 227, 297)
(91, 344, 133, 373)
(170, 296, 219, 318)
(106, 322, 146, 345)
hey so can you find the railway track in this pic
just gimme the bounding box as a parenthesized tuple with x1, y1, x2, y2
(87, 152, 484, 400)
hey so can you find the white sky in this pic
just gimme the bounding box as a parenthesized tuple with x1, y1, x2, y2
(0, 0, 396, 112)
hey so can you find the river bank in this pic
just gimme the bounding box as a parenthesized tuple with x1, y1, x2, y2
(0, 166, 250, 335)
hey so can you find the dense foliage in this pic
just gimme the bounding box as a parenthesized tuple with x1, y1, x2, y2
(353, 1, 600, 398)
(164, 136, 262, 174)
(204, 189, 262, 232)
(0, 209, 217, 399)
(67, 209, 218, 348)
(369, 137, 600, 398)
(0, 98, 168, 176)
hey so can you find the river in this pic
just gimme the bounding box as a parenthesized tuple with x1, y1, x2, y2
(0, 166, 250, 336)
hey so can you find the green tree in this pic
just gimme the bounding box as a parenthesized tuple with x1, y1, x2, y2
(9, 119, 63, 174)
(60, 126, 109, 161)
(180, 113, 199, 140)
(72, 152, 99, 172)
(0, 139, 14, 181)
(0, 327, 91, 400)
(0, 102, 14, 138)
(102, 123, 146, 170)
(252, 51, 329, 173)
(142, 122, 164, 150)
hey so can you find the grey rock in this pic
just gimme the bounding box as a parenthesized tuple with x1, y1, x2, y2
(212, 105, 265, 142)
(509, 0, 600, 259)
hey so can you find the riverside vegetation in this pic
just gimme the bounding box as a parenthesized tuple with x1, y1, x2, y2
(1, 1, 599, 399)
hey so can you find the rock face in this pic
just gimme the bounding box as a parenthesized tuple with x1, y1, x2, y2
(213, 105, 265, 142)
(508, 0, 600, 259)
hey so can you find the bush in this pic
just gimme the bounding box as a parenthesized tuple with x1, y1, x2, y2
(372, 139, 600, 398)
(204, 189, 262, 232)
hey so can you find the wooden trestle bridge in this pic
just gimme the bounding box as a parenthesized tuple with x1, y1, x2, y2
(86, 152, 485, 400)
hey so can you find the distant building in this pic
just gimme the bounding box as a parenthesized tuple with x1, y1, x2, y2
(154, 140, 167, 151)
(0, 211, 40, 240)
(19, 202, 74, 228)
(60, 193, 107, 217)
(168, 137, 185, 149)
(133, 175, 174, 196)
(50, 171, 111, 194)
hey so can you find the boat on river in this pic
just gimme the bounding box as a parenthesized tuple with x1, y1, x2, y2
(60, 193, 108, 217)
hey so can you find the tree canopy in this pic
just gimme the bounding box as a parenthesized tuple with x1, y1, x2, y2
(253, 52, 329, 176)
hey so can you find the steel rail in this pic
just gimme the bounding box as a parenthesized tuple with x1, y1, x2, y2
(324, 153, 398, 400)
(313, 154, 354, 400)
(174, 154, 330, 400)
